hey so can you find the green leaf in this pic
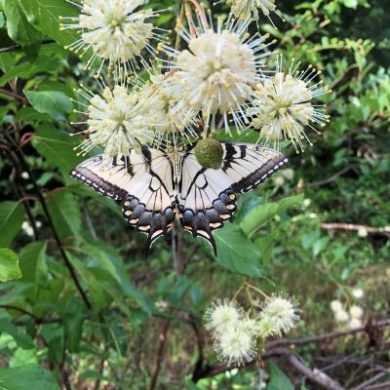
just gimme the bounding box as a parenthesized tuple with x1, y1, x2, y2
(0, 201, 25, 247)
(240, 195, 303, 238)
(19, 242, 47, 298)
(0, 249, 22, 282)
(0, 53, 62, 87)
(16, 0, 79, 46)
(214, 223, 262, 277)
(1, 0, 42, 46)
(0, 318, 34, 349)
(46, 189, 81, 241)
(32, 125, 83, 174)
(267, 362, 294, 390)
(24, 90, 72, 121)
(0, 364, 60, 390)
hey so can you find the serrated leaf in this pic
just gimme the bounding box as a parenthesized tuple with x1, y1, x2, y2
(2, 0, 42, 46)
(0, 248, 22, 282)
(31, 125, 83, 174)
(46, 189, 81, 241)
(0, 364, 60, 390)
(214, 223, 262, 277)
(240, 195, 303, 238)
(24, 90, 72, 121)
(0, 201, 25, 247)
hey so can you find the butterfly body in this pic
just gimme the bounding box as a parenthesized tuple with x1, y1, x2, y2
(71, 142, 287, 250)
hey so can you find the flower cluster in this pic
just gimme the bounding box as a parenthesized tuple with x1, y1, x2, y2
(330, 292, 365, 330)
(62, 0, 329, 158)
(205, 295, 299, 366)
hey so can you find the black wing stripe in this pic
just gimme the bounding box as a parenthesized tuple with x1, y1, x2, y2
(231, 155, 288, 193)
(71, 166, 128, 201)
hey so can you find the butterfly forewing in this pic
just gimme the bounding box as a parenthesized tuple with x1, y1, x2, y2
(178, 143, 287, 250)
(71, 147, 176, 244)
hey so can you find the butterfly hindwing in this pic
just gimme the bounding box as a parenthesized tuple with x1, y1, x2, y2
(71, 146, 176, 244)
(178, 143, 287, 249)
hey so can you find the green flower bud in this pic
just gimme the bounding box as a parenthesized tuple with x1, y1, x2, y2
(194, 138, 224, 169)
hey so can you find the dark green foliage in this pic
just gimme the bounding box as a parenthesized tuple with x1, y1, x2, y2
(0, 0, 388, 388)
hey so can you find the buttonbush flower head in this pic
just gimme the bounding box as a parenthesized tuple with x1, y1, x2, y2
(137, 74, 199, 145)
(248, 65, 329, 151)
(334, 309, 349, 323)
(61, 0, 159, 73)
(330, 300, 343, 312)
(352, 288, 364, 299)
(349, 305, 364, 319)
(205, 292, 300, 367)
(259, 295, 299, 336)
(164, 21, 270, 133)
(215, 321, 257, 366)
(204, 300, 243, 335)
(74, 84, 152, 157)
(348, 318, 363, 329)
(228, 0, 276, 20)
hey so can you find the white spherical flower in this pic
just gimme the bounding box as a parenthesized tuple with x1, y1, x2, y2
(348, 318, 362, 329)
(260, 295, 299, 336)
(61, 0, 158, 72)
(352, 288, 364, 299)
(349, 305, 364, 319)
(21, 171, 29, 180)
(228, 0, 276, 20)
(137, 74, 199, 144)
(274, 176, 285, 187)
(248, 68, 329, 151)
(215, 322, 257, 366)
(330, 300, 343, 312)
(255, 316, 275, 338)
(21, 221, 34, 237)
(334, 309, 349, 323)
(204, 300, 243, 335)
(76, 85, 153, 157)
(164, 22, 269, 132)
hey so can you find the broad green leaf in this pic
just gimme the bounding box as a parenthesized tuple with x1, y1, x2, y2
(32, 125, 83, 174)
(1, 0, 42, 46)
(0, 54, 62, 87)
(267, 362, 294, 390)
(16, 0, 79, 46)
(0, 201, 25, 247)
(0, 318, 34, 349)
(214, 223, 262, 277)
(0, 364, 60, 390)
(0, 249, 22, 282)
(24, 90, 72, 121)
(46, 189, 81, 240)
(19, 242, 47, 299)
(240, 195, 303, 238)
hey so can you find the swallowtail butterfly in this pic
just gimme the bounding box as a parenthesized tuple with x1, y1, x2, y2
(71, 143, 287, 251)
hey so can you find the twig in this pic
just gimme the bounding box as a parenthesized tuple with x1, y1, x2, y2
(268, 318, 390, 348)
(320, 223, 390, 237)
(353, 372, 388, 390)
(0, 87, 29, 105)
(0, 304, 62, 325)
(286, 351, 344, 389)
(306, 165, 352, 187)
(149, 319, 171, 390)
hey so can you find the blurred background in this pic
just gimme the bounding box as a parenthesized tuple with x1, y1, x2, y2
(0, 0, 389, 388)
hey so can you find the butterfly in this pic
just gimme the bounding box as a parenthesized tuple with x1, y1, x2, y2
(71, 142, 287, 251)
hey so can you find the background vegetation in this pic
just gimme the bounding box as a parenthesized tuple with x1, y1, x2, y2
(0, 0, 389, 388)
